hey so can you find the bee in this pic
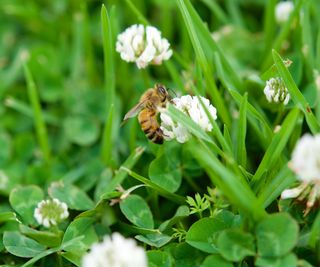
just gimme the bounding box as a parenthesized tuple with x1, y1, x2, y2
(123, 84, 170, 144)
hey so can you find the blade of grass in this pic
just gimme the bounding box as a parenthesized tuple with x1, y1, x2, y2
(236, 93, 247, 167)
(190, 140, 267, 222)
(309, 210, 320, 248)
(214, 52, 273, 147)
(262, 0, 305, 70)
(263, 0, 277, 57)
(251, 108, 300, 190)
(176, 0, 231, 127)
(5, 97, 59, 126)
(273, 50, 320, 133)
(179, 0, 243, 92)
(191, 84, 232, 156)
(317, 28, 320, 70)
(101, 5, 116, 165)
(316, 31, 320, 121)
(164, 61, 185, 93)
(257, 165, 296, 208)
(120, 167, 185, 204)
(226, 0, 244, 28)
(101, 104, 114, 165)
(301, 2, 315, 76)
(23, 63, 51, 163)
(101, 4, 115, 112)
(82, 2, 98, 85)
(100, 146, 145, 196)
(200, 0, 229, 24)
(71, 11, 84, 80)
(125, 0, 149, 25)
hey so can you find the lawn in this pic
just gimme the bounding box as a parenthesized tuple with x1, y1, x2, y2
(0, 0, 320, 266)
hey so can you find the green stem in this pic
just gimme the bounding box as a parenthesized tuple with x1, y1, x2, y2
(23, 63, 51, 164)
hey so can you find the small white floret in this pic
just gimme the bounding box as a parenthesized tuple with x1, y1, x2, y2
(160, 95, 217, 143)
(81, 232, 147, 267)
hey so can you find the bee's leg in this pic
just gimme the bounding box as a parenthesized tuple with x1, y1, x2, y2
(157, 128, 169, 138)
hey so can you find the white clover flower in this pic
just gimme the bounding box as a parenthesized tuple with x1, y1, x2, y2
(275, 1, 294, 24)
(281, 134, 320, 214)
(34, 198, 69, 228)
(116, 24, 172, 69)
(160, 95, 217, 143)
(82, 232, 147, 267)
(264, 77, 290, 105)
(289, 134, 320, 182)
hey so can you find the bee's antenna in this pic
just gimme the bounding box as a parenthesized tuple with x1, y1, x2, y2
(167, 87, 177, 97)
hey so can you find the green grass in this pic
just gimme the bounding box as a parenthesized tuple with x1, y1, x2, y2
(1, 0, 320, 266)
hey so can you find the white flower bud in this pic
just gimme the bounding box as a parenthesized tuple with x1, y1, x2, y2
(264, 77, 290, 105)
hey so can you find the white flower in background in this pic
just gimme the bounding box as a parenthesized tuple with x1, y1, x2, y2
(264, 77, 290, 105)
(34, 198, 69, 228)
(116, 24, 172, 69)
(82, 232, 147, 267)
(281, 134, 320, 214)
(160, 95, 217, 143)
(275, 1, 294, 24)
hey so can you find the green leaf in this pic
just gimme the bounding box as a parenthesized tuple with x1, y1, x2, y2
(159, 205, 189, 232)
(61, 251, 82, 267)
(63, 116, 99, 146)
(217, 229, 255, 261)
(256, 213, 299, 257)
(20, 225, 62, 248)
(255, 253, 297, 267)
(149, 152, 182, 193)
(62, 217, 98, 253)
(136, 233, 172, 248)
(147, 251, 174, 267)
(120, 194, 154, 229)
(120, 168, 185, 204)
(9, 185, 44, 225)
(0, 212, 17, 225)
(186, 211, 236, 253)
(49, 182, 94, 210)
(3, 231, 46, 258)
(202, 255, 233, 267)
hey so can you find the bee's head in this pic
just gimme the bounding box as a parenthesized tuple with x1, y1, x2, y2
(156, 84, 168, 97)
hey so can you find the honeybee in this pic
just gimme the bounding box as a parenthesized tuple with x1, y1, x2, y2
(123, 84, 170, 144)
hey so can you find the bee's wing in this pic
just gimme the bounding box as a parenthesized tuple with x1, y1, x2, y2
(123, 102, 145, 122)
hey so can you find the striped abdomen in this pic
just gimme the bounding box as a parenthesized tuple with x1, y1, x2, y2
(138, 108, 163, 144)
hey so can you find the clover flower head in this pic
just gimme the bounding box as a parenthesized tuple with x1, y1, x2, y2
(116, 24, 172, 69)
(160, 95, 217, 143)
(281, 134, 320, 214)
(34, 198, 69, 228)
(82, 232, 147, 267)
(289, 134, 320, 183)
(264, 77, 290, 105)
(275, 1, 294, 24)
